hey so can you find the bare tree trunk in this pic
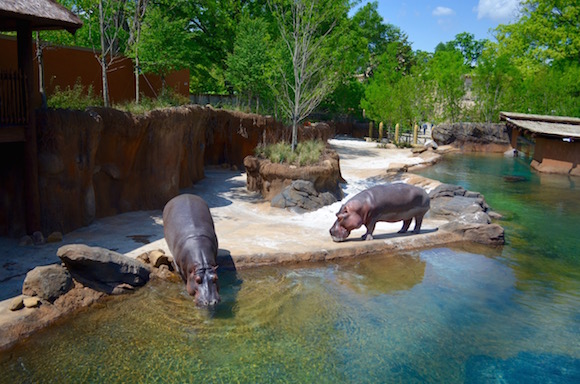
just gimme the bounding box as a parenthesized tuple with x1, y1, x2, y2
(35, 31, 47, 109)
(269, 0, 339, 152)
(99, 0, 110, 107)
(135, 55, 140, 103)
(131, 0, 147, 104)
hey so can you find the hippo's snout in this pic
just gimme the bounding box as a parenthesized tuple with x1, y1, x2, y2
(330, 220, 350, 242)
(197, 297, 220, 307)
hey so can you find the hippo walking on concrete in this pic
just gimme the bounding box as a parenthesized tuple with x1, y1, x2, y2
(330, 184, 430, 242)
(163, 194, 220, 306)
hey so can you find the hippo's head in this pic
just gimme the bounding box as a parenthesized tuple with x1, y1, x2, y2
(186, 266, 220, 307)
(329, 203, 364, 242)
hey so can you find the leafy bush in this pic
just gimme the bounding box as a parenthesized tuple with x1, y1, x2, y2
(47, 79, 102, 109)
(255, 140, 325, 166)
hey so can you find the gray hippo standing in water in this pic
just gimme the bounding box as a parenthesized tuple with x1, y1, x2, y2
(163, 194, 220, 306)
(330, 184, 430, 242)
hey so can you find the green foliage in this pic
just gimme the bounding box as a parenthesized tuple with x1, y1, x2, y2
(255, 140, 325, 166)
(472, 47, 521, 122)
(318, 77, 365, 119)
(114, 88, 190, 114)
(495, 0, 580, 70)
(47, 79, 102, 110)
(135, 5, 191, 79)
(42, 0, 580, 122)
(226, 17, 273, 112)
(514, 61, 580, 117)
(429, 50, 467, 122)
(436, 32, 486, 67)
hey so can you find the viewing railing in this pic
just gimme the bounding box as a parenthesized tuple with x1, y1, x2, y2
(0, 69, 28, 126)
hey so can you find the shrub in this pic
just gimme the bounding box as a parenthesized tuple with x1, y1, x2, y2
(255, 140, 325, 166)
(47, 79, 102, 110)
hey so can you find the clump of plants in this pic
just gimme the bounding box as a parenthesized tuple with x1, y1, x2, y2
(255, 140, 326, 166)
(47, 79, 102, 110)
(115, 88, 190, 114)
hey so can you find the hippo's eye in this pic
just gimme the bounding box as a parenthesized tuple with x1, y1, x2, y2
(195, 275, 202, 284)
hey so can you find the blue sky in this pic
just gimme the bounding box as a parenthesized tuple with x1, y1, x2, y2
(356, 0, 521, 52)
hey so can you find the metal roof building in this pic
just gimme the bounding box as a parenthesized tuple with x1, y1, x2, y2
(500, 112, 580, 177)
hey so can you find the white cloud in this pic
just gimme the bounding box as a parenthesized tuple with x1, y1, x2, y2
(432, 6, 455, 17)
(476, 0, 519, 20)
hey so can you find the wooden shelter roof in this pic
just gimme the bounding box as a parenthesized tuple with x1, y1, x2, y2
(0, 0, 82, 33)
(500, 112, 580, 140)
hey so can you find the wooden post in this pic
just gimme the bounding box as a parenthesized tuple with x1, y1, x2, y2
(368, 121, 374, 140)
(18, 23, 41, 234)
(395, 123, 400, 144)
(413, 123, 418, 145)
(378, 121, 384, 142)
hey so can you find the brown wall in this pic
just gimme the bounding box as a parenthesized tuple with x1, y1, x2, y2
(531, 136, 580, 175)
(0, 35, 189, 104)
(0, 106, 336, 237)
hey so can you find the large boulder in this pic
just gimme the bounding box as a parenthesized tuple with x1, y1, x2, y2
(427, 183, 504, 245)
(57, 244, 151, 294)
(432, 122, 511, 152)
(22, 264, 73, 303)
(271, 180, 337, 211)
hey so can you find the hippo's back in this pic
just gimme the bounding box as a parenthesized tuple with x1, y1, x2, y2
(366, 183, 429, 212)
(163, 194, 217, 250)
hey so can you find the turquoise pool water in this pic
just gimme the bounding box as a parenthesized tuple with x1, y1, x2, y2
(1, 154, 579, 383)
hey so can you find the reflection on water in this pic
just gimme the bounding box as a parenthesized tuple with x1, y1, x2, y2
(2, 153, 580, 383)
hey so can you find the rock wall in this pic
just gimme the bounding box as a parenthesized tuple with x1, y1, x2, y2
(0, 106, 335, 237)
(432, 122, 511, 152)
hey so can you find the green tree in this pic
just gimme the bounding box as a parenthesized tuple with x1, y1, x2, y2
(181, 0, 250, 93)
(135, 3, 191, 92)
(495, 0, 580, 69)
(429, 50, 467, 122)
(452, 32, 486, 67)
(472, 46, 521, 122)
(226, 17, 272, 112)
(268, 0, 352, 151)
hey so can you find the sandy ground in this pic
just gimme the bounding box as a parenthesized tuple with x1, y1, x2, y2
(0, 137, 449, 302)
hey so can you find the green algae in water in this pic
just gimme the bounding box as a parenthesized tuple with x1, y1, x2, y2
(2, 249, 580, 383)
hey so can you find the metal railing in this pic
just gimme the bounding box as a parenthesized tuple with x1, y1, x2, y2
(0, 69, 28, 126)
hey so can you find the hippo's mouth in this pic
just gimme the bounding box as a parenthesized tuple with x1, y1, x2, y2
(331, 235, 346, 243)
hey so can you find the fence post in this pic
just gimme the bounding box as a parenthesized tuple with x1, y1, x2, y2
(413, 123, 418, 145)
(378, 121, 384, 142)
(395, 123, 400, 144)
(368, 121, 374, 140)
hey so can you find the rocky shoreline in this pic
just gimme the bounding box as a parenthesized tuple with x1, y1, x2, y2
(0, 138, 506, 352)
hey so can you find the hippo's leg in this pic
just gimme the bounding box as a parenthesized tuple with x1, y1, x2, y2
(362, 220, 377, 241)
(413, 215, 424, 233)
(399, 219, 412, 233)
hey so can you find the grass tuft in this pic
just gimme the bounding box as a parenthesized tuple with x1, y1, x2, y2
(255, 140, 325, 166)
